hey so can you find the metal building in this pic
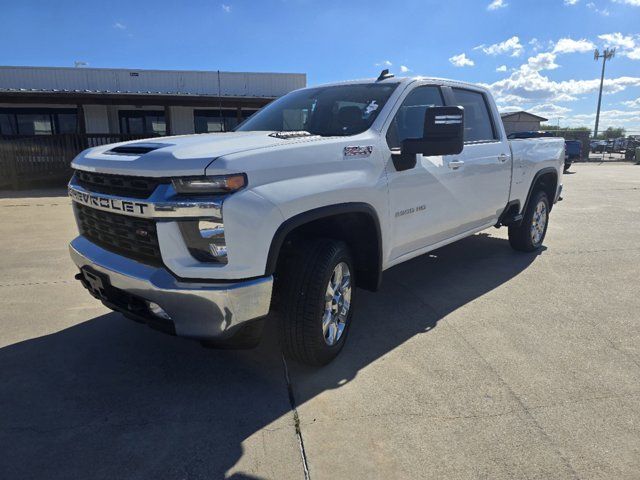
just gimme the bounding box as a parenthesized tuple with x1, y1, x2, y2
(0, 66, 306, 136)
(500, 111, 548, 136)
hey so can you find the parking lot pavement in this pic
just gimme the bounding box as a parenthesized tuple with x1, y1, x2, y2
(1, 163, 639, 479)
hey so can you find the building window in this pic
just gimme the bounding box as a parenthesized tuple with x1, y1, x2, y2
(0, 108, 78, 135)
(194, 110, 241, 133)
(119, 110, 166, 136)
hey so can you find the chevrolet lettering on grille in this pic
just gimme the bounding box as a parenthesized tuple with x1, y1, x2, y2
(69, 187, 149, 215)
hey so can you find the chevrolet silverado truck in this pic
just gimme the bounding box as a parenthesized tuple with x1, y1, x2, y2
(68, 71, 564, 366)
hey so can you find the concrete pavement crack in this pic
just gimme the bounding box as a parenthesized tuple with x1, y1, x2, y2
(282, 353, 310, 480)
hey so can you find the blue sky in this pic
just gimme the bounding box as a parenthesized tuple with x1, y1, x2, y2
(2, 0, 639, 132)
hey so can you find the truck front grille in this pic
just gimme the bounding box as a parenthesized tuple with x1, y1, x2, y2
(74, 203, 163, 267)
(74, 170, 169, 199)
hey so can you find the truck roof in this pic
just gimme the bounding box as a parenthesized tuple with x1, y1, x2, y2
(303, 75, 491, 94)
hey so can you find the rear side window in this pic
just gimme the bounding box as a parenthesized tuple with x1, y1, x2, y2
(451, 88, 497, 143)
(386, 86, 444, 149)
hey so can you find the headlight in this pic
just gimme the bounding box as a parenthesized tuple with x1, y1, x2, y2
(172, 174, 246, 195)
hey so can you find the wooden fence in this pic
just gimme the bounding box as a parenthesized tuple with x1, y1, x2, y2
(0, 134, 148, 189)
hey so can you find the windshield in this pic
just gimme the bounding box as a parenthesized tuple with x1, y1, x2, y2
(236, 83, 399, 136)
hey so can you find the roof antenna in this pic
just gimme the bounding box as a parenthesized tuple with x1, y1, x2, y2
(376, 69, 394, 81)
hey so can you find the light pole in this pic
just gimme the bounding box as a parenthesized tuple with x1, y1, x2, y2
(593, 48, 615, 139)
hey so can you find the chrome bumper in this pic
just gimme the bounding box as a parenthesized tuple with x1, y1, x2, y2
(69, 236, 273, 340)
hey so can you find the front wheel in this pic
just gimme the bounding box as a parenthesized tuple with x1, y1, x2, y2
(508, 190, 550, 252)
(277, 239, 356, 366)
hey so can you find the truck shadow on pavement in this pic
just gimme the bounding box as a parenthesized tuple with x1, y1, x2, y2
(0, 233, 541, 479)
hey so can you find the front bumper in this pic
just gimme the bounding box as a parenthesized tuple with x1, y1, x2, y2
(70, 236, 273, 340)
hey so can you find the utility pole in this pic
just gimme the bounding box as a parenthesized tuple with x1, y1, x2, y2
(593, 48, 615, 139)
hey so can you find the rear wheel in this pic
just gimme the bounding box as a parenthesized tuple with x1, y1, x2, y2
(508, 190, 550, 252)
(277, 239, 355, 366)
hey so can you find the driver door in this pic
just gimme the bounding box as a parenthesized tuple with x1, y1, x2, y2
(383, 85, 467, 261)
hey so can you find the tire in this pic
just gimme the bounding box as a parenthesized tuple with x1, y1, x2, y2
(508, 190, 550, 252)
(276, 238, 356, 366)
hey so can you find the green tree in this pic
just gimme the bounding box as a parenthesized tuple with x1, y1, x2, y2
(540, 125, 590, 132)
(597, 127, 626, 139)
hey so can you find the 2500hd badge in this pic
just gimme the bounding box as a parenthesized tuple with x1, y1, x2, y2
(68, 187, 149, 215)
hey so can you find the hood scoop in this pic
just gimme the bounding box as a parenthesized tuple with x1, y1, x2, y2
(106, 142, 172, 156)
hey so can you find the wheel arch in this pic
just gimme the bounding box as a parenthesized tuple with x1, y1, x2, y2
(265, 203, 383, 292)
(523, 167, 559, 214)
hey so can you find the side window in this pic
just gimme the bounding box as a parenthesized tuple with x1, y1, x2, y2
(451, 88, 497, 143)
(386, 86, 444, 149)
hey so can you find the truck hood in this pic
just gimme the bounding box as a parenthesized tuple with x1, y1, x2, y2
(71, 131, 324, 177)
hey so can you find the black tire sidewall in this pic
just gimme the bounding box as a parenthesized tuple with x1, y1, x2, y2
(526, 191, 550, 250)
(308, 245, 356, 364)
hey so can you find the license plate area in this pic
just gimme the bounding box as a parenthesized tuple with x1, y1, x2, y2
(80, 266, 112, 300)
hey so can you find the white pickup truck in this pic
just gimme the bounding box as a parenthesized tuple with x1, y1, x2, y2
(68, 71, 564, 366)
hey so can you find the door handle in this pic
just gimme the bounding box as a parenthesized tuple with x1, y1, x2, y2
(498, 154, 509, 163)
(448, 160, 465, 169)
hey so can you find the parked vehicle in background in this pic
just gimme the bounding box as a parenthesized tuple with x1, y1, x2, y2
(564, 140, 581, 172)
(625, 136, 640, 162)
(603, 138, 625, 154)
(591, 140, 607, 153)
(67, 72, 565, 366)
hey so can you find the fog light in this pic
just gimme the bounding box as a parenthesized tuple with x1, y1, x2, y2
(147, 301, 171, 320)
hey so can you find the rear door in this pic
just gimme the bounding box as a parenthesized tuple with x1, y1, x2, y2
(441, 87, 511, 229)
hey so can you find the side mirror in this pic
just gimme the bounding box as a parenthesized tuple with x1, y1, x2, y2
(402, 106, 465, 157)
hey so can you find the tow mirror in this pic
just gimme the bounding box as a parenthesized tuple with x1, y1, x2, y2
(392, 106, 465, 171)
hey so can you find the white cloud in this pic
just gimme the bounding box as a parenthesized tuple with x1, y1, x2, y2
(598, 32, 640, 60)
(622, 97, 640, 107)
(485, 45, 640, 105)
(400, 65, 410, 73)
(553, 38, 596, 54)
(496, 65, 508, 72)
(221, 4, 231, 13)
(528, 103, 572, 118)
(449, 53, 475, 67)
(587, 2, 610, 15)
(566, 109, 640, 129)
(480, 36, 524, 57)
(487, 0, 508, 10)
(599, 32, 636, 49)
(487, 69, 640, 105)
(113, 22, 126, 29)
(498, 105, 523, 113)
(525, 52, 560, 71)
(611, 0, 640, 5)
(564, 0, 579, 4)
(375, 60, 393, 67)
